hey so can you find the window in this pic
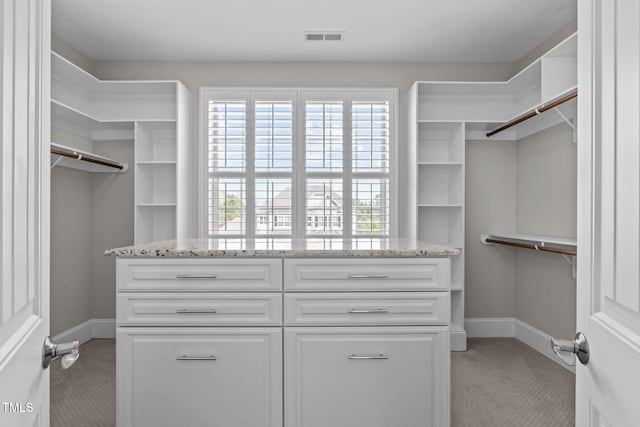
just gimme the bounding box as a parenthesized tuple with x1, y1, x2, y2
(202, 89, 395, 242)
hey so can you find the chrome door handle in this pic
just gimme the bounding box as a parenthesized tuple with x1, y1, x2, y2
(347, 274, 389, 279)
(348, 308, 389, 314)
(176, 354, 217, 361)
(176, 274, 217, 279)
(176, 308, 217, 314)
(348, 353, 389, 360)
(550, 332, 589, 366)
(42, 336, 80, 370)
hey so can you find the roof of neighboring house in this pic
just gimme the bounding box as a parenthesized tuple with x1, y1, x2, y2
(256, 185, 343, 215)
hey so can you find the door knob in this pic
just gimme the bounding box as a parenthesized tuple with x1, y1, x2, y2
(42, 336, 80, 370)
(550, 332, 589, 366)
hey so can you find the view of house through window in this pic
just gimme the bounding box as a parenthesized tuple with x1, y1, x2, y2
(203, 89, 394, 241)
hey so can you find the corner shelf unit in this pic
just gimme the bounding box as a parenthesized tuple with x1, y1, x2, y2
(51, 51, 192, 244)
(408, 33, 577, 351)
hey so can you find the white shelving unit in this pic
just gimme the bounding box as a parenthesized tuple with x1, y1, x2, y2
(408, 120, 466, 350)
(51, 51, 191, 244)
(408, 33, 577, 351)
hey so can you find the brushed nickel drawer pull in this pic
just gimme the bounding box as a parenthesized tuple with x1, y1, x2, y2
(176, 274, 217, 279)
(176, 355, 217, 361)
(347, 274, 389, 279)
(348, 353, 389, 360)
(348, 308, 389, 314)
(176, 308, 217, 314)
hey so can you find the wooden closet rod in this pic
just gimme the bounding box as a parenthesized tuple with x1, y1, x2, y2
(484, 238, 576, 256)
(486, 89, 578, 137)
(51, 147, 125, 170)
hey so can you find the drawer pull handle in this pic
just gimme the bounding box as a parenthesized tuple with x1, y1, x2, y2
(347, 274, 389, 279)
(348, 353, 389, 360)
(348, 308, 389, 314)
(176, 274, 218, 279)
(176, 355, 217, 361)
(176, 308, 217, 314)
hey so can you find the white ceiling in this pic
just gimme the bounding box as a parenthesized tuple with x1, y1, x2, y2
(52, 0, 576, 62)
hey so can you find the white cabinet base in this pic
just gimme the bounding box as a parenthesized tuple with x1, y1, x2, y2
(117, 327, 282, 427)
(285, 326, 450, 427)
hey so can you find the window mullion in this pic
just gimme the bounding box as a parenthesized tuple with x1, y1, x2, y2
(343, 94, 353, 242)
(246, 95, 256, 243)
(295, 90, 306, 243)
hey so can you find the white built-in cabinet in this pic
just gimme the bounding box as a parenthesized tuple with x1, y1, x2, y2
(50, 51, 191, 243)
(116, 256, 451, 427)
(408, 33, 577, 351)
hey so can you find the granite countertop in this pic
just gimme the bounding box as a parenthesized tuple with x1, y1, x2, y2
(105, 238, 461, 257)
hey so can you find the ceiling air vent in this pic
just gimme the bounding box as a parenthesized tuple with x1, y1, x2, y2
(305, 32, 344, 42)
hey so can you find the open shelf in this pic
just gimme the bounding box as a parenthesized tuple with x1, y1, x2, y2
(481, 232, 576, 278)
(136, 161, 177, 165)
(480, 233, 578, 255)
(414, 33, 576, 126)
(417, 162, 463, 166)
(417, 206, 463, 248)
(51, 51, 177, 122)
(135, 121, 177, 162)
(417, 122, 464, 163)
(481, 232, 576, 251)
(51, 100, 134, 141)
(135, 205, 176, 244)
(135, 164, 177, 205)
(417, 166, 463, 205)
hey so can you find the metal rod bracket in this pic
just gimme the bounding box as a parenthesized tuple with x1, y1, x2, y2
(553, 107, 577, 144)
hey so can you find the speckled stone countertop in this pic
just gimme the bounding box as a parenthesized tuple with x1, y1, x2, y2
(105, 238, 461, 257)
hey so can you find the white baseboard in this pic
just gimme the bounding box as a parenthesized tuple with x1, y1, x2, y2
(53, 319, 116, 345)
(464, 317, 575, 373)
(464, 317, 516, 338)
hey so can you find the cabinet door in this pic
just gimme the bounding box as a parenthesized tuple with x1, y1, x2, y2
(117, 327, 282, 427)
(285, 327, 449, 427)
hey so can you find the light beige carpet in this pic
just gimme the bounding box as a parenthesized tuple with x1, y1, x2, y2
(51, 339, 115, 427)
(51, 337, 574, 427)
(452, 338, 575, 427)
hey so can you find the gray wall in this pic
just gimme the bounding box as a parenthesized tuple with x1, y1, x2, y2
(465, 140, 517, 318)
(50, 130, 93, 336)
(515, 125, 576, 338)
(90, 141, 135, 319)
(464, 124, 576, 338)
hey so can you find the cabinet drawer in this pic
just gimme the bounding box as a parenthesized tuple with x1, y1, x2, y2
(284, 258, 449, 291)
(117, 293, 282, 326)
(117, 258, 282, 292)
(285, 327, 449, 427)
(285, 292, 449, 326)
(117, 327, 282, 427)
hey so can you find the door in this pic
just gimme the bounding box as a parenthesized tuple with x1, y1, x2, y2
(576, 0, 640, 425)
(0, 0, 51, 426)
